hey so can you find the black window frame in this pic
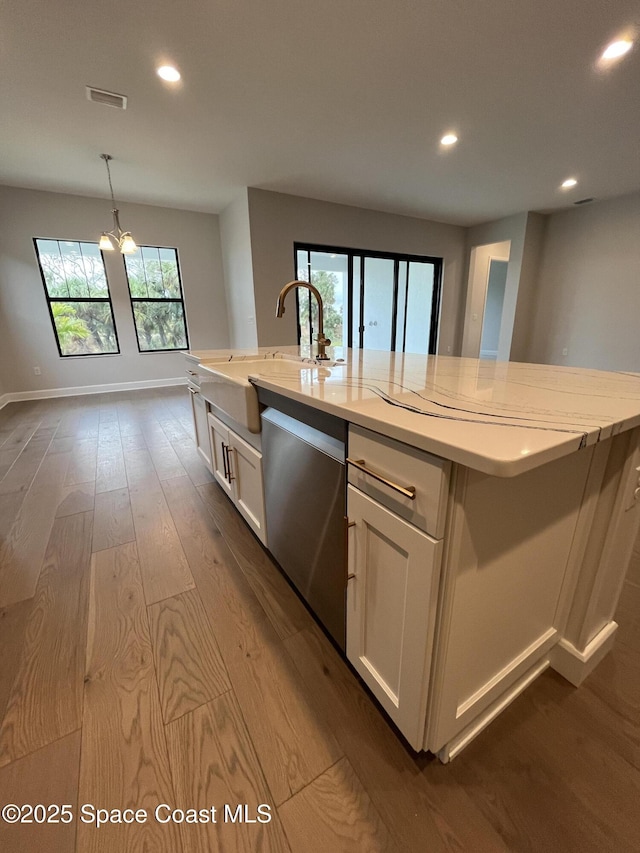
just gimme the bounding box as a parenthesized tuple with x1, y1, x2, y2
(122, 245, 190, 354)
(33, 237, 121, 358)
(293, 242, 443, 355)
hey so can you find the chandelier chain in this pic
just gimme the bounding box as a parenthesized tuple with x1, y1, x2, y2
(99, 153, 137, 254)
(101, 154, 117, 209)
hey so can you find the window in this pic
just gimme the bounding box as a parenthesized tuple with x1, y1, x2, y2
(124, 246, 189, 352)
(295, 244, 443, 355)
(34, 238, 119, 356)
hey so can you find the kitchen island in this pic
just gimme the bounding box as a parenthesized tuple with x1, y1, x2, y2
(186, 347, 640, 760)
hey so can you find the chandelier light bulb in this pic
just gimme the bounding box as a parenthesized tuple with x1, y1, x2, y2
(120, 235, 137, 254)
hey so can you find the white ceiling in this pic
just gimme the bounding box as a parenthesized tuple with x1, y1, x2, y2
(2, 0, 639, 226)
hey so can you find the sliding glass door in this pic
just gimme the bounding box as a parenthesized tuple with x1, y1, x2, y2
(295, 244, 442, 354)
(296, 249, 348, 347)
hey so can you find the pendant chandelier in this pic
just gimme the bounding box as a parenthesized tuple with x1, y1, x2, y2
(98, 153, 137, 254)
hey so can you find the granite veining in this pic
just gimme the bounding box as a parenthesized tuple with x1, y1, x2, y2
(188, 348, 640, 476)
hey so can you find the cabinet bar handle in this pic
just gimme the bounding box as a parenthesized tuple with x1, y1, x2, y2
(221, 442, 229, 480)
(345, 517, 356, 584)
(347, 458, 416, 500)
(188, 386, 197, 395)
(226, 446, 236, 481)
(186, 369, 197, 375)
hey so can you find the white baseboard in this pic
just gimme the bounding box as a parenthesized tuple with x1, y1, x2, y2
(549, 621, 618, 686)
(0, 376, 186, 407)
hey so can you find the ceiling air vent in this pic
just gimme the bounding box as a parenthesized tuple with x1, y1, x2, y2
(574, 197, 595, 205)
(86, 86, 127, 109)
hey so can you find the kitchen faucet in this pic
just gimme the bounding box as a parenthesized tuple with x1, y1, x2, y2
(275, 280, 331, 360)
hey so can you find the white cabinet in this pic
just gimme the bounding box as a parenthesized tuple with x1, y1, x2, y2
(348, 424, 449, 538)
(209, 410, 234, 499)
(188, 385, 212, 471)
(347, 426, 451, 750)
(346, 425, 447, 750)
(208, 411, 267, 545)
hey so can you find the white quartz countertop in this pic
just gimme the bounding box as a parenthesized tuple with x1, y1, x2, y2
(188, 347, 640, 477)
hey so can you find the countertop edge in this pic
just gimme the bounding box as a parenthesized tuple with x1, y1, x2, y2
(249, 375, 589, 478)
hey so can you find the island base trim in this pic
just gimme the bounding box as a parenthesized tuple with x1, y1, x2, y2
(436, 657, 550, 764)
(549, 620, 618, 686)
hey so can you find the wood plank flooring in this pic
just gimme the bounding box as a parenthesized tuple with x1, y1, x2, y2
(0, 387, 638, 852)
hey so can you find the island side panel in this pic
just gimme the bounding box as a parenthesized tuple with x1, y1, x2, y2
(551, 427, 640, 684)
(427, 446, 595, 754)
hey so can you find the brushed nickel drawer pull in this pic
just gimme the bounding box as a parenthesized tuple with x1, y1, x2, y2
(188, 386, 197, 395)
(221, 442, 229, 480)
(347, 458, 416, 500)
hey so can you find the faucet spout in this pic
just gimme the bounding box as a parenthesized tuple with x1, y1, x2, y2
(275, 280, 331, 360)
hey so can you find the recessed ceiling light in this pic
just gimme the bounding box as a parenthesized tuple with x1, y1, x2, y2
(601, 39, 633, 61)
(561, 178, 578, 189)
(157, 65, 181, 82)
(440, 134, 458, 146)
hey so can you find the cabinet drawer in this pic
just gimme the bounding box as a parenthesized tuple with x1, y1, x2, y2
(348, 424, 450, 539)
(185, 366, 202, 388)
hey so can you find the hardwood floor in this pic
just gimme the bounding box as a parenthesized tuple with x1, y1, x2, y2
(0, 386, 638, 851)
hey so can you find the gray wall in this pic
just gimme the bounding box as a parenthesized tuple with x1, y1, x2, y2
(246, 188, 467, 352)
(510, 212, 546, 362)
(219, 189, 258, 349)
(527, 192, 640, 371)
(0, 186, 228, 394)
(481, 260, 508, 356)
(464, 211, 546, 362)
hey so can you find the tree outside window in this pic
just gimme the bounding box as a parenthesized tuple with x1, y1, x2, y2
(124, 246, 189, 352)
(297, 268, 344, 348)
(34, 239, 119, 356)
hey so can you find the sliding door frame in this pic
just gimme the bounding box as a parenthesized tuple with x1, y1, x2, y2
(293, 242, 443, 354)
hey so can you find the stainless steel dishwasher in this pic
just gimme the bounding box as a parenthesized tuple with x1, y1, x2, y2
(261, 405, 346, 650)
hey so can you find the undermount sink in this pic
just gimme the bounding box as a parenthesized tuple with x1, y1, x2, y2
(199, 358, 340, 432)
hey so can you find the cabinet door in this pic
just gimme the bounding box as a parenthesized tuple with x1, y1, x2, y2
(190, 388, 212, 471)
(346, 485, 442, 749)
(228, 432, 267, 545)
(207, 412, 233, 498)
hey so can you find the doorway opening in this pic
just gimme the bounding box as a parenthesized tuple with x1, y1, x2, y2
(462, 240, 511, 360)
(294, 244, 443, 354)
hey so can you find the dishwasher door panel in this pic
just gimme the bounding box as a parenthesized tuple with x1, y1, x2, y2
(262, 411, 346, 650)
